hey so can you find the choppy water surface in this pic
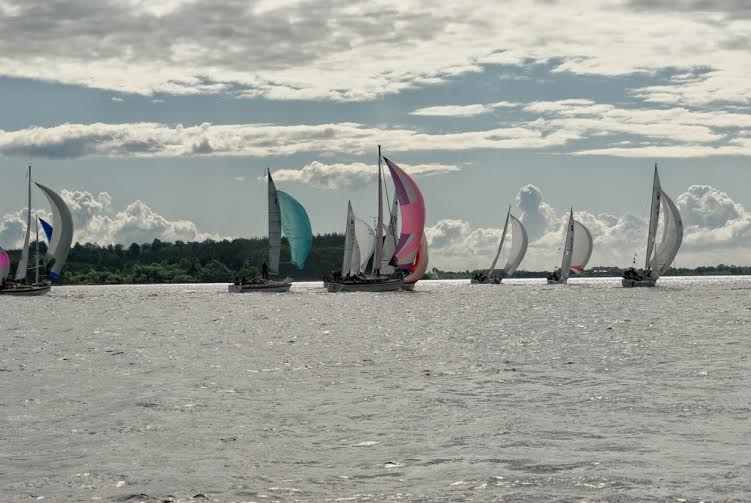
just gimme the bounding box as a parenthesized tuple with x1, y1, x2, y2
(1, 277, 750, 502)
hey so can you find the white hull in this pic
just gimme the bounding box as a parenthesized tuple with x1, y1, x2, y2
(228, 278, 292, 293)
(326, 277, 403, 292)
(0, 281, 51, 296)
(622, 278, 657, 288)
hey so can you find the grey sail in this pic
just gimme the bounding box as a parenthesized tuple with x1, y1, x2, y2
(14, 167, 32, 281)
(560, 209, 575, 282)
(267, 171, 282, 275)
(504, 215, 528, 277)
(650, 189, 683, 277)
(341, 202, 356, 275)
(35, 182, 74, 279)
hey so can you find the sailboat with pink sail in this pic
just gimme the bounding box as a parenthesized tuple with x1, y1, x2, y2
(326, 147, 426, 292)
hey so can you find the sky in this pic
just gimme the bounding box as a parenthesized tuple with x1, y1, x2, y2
(1, 0, 751, 270)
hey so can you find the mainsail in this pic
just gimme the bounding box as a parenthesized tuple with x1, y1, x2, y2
(645, 166, 661, 271)
(35, 182, 74, 280)
(267, 171, 282, 275)
(14, 167, 32, 281)
(504, 215, 528, 276)
(341, 201, 356, 276)
(0, 247, 10, 280)
(488, 207, 511, 278)
(277, 190, 312, 269)
(383, 157, 426, 270)
(651, 189, 683, 277)
(560, 209, 576, 282)
(570, 220, 593, 275)
(354, 217, 375, 273)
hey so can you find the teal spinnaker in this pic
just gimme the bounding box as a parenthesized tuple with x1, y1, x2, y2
(277, 190, 312, 269)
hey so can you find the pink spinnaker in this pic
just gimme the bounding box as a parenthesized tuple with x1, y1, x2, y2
(0, 250, 10, 280)
(383, 157, 426, 270)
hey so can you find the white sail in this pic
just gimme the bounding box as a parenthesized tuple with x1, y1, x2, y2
(504, 215, 528, 276)
(651, 189, 683, 277)
(560, 209, 575, 282)
(267, 171, 282, 275)
(354, 217, 375, 273)
(35, 182, 74, 279)
(341, 202, 356, 275)
(374, 146, 384, 273)
(380, 199, 399, 275)
(350, 233, 361, 276)
(645, 166, 661, 270)
(14, 167, 32, 281)
(570, 220, 593, 275)
(488, 207, 511, 278)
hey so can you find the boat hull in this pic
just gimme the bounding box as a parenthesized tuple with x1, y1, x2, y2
(228, 279, 292, 293)
(326, 277, 403, 292)
(546, 279, 568, 285)
(0, 282, 51, 296)
(471, 277, 502, 284)
(622, 278, 657, 288)
(402, 283, 416, 291)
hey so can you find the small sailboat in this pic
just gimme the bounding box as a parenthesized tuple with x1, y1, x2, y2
(326, 146, 426, 292)
(0, 166, 74, 296)
(622, 165, 683, 288)
(229, 170, 312, 293)
(547, 208, 593, 284)
(471, 207, 528, 284)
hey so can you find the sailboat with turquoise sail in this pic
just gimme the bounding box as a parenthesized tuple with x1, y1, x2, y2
(622, 164, 683, 288)
(229, 169, 312, 293)
(0, 166, 74, 296)
(547, 208, 594, 284)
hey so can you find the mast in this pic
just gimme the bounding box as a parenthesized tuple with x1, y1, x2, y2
(35, 215, 40, 284)
(373, 145, 384, 275)
(644, 164, 661, 271)
(487, 206, 511, 277)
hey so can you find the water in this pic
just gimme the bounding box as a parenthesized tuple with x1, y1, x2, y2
(1, 277, 749, 502)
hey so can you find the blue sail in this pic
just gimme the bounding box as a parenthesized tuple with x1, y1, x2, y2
(39, 217, 54, 243)
(277, 190, 312, 269)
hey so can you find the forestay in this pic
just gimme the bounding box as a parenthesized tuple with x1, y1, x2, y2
(14, 168, 32, 281)
(35, 182, 73, 280)
(277, 190, 313, 269)
(650, 190, 683, 277)
(504, 215, 528, 276)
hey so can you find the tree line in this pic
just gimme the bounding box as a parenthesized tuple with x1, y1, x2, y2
(4, 236, 751, 284)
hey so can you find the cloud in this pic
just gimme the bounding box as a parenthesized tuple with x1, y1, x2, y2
(269, 161, 459, 190)
(0, 121, 578, 159)
(0, 0, 748, 107)
(410, 101, 517, 117)
(0, 189, 221, 248)
(515, 184, 557, 241)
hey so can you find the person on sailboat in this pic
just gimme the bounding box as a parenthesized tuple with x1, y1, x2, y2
(262, 260, 269, 281)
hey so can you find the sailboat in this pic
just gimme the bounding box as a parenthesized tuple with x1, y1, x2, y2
(229, 170, 312, 293)
(326, 146, 426, 292)
(471, 207, 528, 284)
(622, 164, 683, 288)
(0, 166, 74, 296)
(547, 208, 594, 284)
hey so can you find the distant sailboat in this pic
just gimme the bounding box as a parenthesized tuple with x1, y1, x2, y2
(471, 206, 528, 284)
(547, 208, 594, 284)
(229, 169, 312, 293)
(326, 146, 425, 292)
(622, 165, 683, 288)
(0, 166, 74, 296)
